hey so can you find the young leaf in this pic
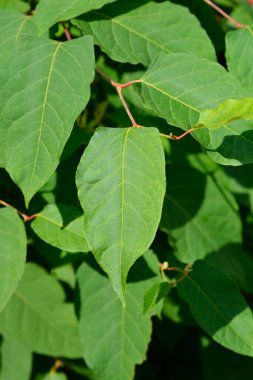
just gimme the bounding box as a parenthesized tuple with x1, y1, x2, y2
(73, 0, 216, 66)
(33, 0, 117, 33)
(143, 282, 170, 316)
(76, 127, 166, 302)
(0, 338, 32, 380)
(0, 263, 82, 358)
(0, 35, 94, 205)
(160, 163, 242, 263)
(226, 27, 253, 92)
(31, 204, 89, 253)
(178, 260, 253, 357)
(134, 52, 253, 131)
(77, 251, 161, 380)
(0, 207, 26, 314)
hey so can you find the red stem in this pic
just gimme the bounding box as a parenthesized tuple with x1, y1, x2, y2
(0, 199, 37, 222)
(203, 0, 244, 28)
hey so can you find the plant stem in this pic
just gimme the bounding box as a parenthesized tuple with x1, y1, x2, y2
(160, 128, 195, 140)
(0, 199, 37, 222)
(160, 262, 192, 287)
(62, 23, 72, 41)
(115, 86, 138, 126)
(95, 66, 140, 127)
(203, 0, 244, 28)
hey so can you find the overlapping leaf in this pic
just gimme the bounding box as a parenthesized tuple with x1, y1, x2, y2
(0, 35, 94, 205)
(33, 0, 117, 33)
(0, 263, 82, 358)
(0, 0, 29, 12)
(73, 0, 216, 66)
(0, 207, 26, 314)
(226, 27, 253, 92)
(160, 163, 242, 263)
(77, 251, 161, 380)
(178, 261, 253, 357)
(0, 338, 32, 380)
(76, 127, 166, 302)
(31, 204, 89, 252)
(0, 10, 37, 67)
(195, 120, 253, 165)
(134, 52, 253, 131)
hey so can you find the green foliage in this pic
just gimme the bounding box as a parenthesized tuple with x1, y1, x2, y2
(1, 0, 253, 379)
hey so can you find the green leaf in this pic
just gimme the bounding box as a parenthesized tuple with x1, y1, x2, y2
(33, 0, 117, 33)
(73, 0, 216, 66)
(77, 251, 161, 380)
(0, 11, 36, 167)
(0, 263, 82, 358)
(0, 10, 38, 68)
(134, 52, 253, 131)
(0, 35, 94, 205)
(0, 338, 32, 380)
(0, 0, 29, 12)
(143, 282, 170, 316)
(178, 260, 253, 357)
(196, 120, 253, 165)
(160, 163, 242, 263)
(76, 127, 166, 302)
(226, 28, 253, 92)
(0, 207, 26, 314)
(31, 204, 89, 253)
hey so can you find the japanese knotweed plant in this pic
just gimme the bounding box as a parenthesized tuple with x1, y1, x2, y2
(1, 0, 253, 379)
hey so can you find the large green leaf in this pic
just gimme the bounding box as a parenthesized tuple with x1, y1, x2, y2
(226, 27, 253, 92)
(73, 0, 216, 66)
(77, 251, 161, 380)
(160, 162, 242, 263)
(76, 127, 166, 302)
(0, 35, 94, 205)
(178, 260, 253, 357)
(0, 207, 26, 314)
(134, 52, 253, 131)
(31, 204, 89, 253)
(33, 0, 117, 33)
(0, 263, 82, 358)
(0, 338, 32, 380)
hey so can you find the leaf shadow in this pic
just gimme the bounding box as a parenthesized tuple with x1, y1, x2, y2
(161, 163, 207, 230)
(177, 243, 253, 339)
(206, 130, 253, 165)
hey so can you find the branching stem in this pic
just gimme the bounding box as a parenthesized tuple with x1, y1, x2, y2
(160, 262, 192, 287)
(63, 26, 195, 137)
(203, 0, 244, 28)
(0, 199, 37, 222)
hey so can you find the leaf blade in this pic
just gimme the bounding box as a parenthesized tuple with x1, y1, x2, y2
(76, 127, 166, 301)
(73, 0, 216, 66)
(31, 204, 89, 253)
(77, 251, 161, 380)
(178, 260, 253, 357)
(0, 35, 94, 204)
(0, 263, 82, 358)
(34, 0, 117, 33)
(0, 207, 26, 314)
